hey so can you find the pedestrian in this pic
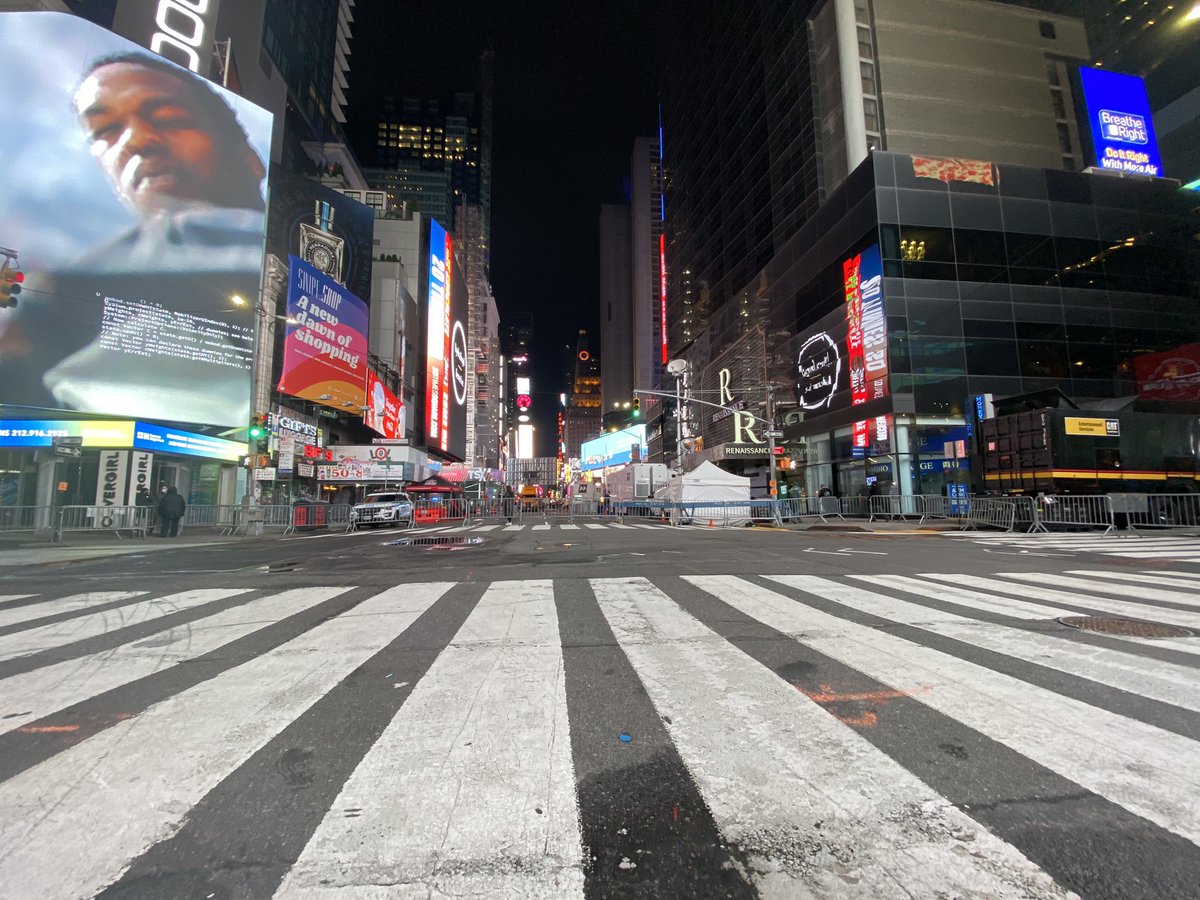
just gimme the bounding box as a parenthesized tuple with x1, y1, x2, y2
(157, 485, 185, 538)
(817, 484, 832, 499)
(135, 485, 154, 530)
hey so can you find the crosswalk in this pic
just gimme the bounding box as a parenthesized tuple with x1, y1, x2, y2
(421, 520, 672, 533)
(946, 531, 1200, 563)
(1, 571, 1198, 897)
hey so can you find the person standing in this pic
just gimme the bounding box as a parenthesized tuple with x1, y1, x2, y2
(134, 485, 154, 530)
(157, 485, 185, 538)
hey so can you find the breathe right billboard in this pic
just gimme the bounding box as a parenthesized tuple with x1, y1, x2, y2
(1079, 67, 1163, 178)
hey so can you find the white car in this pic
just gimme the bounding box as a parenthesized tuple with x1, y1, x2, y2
(350, 491, 414, 528)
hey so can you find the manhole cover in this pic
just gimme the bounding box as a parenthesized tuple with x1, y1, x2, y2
(386, 536, 485, 547)
(1057, 616, 1193, 638)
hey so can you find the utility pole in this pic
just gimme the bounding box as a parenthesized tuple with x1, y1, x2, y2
(766, 382, 778, 497)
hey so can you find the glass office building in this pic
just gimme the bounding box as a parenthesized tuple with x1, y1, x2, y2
(695, 150, 1200, 498)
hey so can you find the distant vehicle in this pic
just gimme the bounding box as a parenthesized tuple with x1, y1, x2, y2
(350, 491, 414, 529)
(518, 485, 542, 509)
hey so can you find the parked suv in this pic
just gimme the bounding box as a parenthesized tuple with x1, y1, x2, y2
(350, 491, 414, 529)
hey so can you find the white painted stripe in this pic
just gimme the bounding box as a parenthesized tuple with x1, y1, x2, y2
(630, 523, 660, 529)
(0, 591, 144, 630)
(998, 572, 1200, 612)
(473, 524, 501, 532)
(1106, 551, 1200, 560)
(0, 588, 349, 736)
(1067, 570, 1200, 592)
(839, 577, 1200, 712)
(854, 574, 1079, 620)
(609, 523, 636, 529)
(690, 574, 1200, 847)
(920, 574, 1200, 630)
(0, 589, 251, 662)
(532, 524, 551, 531)
(583, 523, 607, 530)
(0, 582, 451, 900)
(591, 577, 1068, 897)
(279, 580, 582, 899)
(559, 524, 580, 530)
(1139, 570, 1200, 584)
(503, 525, 525, 532)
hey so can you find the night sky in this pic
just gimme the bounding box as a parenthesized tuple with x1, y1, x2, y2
(346, 1, 662, 455)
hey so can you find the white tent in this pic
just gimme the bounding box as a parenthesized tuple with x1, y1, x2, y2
(659, 461, 753, 525)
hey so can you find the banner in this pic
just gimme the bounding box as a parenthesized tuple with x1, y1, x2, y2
(125, 451, 153, 505)
(1133, 344, 1200, 403)
(94, 449, 129, 515)
(364, 370, 403, 440)
(277, 256, 369, 411)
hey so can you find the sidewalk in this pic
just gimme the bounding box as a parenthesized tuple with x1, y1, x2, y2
(0, 529, 279, 568)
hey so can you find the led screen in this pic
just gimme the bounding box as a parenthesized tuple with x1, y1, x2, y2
(423, 219, 467, 460)
(1079, 67, 1162, 177)
(0, 12, 273, 428)
(580, 425, 647, 472)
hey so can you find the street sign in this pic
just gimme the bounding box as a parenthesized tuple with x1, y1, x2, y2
(771, 446, 785, 455)
(52, 436, 82, 458)
(254, 467, 276, 480)
(765, 430, 784, 439)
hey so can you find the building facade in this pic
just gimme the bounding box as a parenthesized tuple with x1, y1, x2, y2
(563, 330, 603, 460)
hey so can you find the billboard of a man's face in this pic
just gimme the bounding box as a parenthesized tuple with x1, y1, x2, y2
(0, 12, 273, 429)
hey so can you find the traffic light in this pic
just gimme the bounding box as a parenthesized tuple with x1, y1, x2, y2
(0, 264, 24, 309)
(631, 397, 640, 417)
(248, 414, 265, 440)
(248, 414, 270, 453)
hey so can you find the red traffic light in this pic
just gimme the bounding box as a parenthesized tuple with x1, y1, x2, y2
(0, 265, 23, 308)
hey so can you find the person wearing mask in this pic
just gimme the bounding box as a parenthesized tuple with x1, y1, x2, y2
(157, 485, 186, 538)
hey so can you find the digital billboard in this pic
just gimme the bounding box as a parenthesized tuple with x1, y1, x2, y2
(364, 369, 404, 439)
(423, 219, 468, 460)
(0, 417, 243, 460)
(265, 172, 375, 302)
(277, 256, 369, 411)
(0, 12, 272, 429)
(1132, 343, 1200, 403)
(581, 425, 647, 472)
(793, 243, 890, 447)
(1079, 68, 1163, 178)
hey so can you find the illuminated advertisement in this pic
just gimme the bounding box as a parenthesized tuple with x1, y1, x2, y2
(277, 256, 369, 411)
(112, 0, 223, 74)
(1079, 67, 1162, 177)
(580, 425, 648, 472)
(0, 418, 243, 460)
(265, 172, 375, 301)
(1132, 343, 1200, 402)
(364, 369, 404, 439)
(423, 219, 467, 460)
(660, 233, 668, 364)
(0, 13, 272, 429)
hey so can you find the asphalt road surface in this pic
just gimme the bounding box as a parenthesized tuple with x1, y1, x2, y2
(1, 520, 1199, 898)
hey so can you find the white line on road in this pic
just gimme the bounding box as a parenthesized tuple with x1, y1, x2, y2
(0, 591, 144, 631)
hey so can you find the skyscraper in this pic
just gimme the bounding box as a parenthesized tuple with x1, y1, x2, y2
(563, 331, 602, 461)
(599, 203, 634, 414)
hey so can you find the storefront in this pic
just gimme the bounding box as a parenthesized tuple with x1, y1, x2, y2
(0, 418, 246, 511)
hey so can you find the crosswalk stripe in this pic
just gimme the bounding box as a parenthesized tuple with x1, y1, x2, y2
(609, 523, 635, 529)
(503, 524, 524, 531)
(591, 577, 1067, 897)
(472, 524, 501, 532)
(0, 591, 145, 632)
(559, 524, 579, 530)
(697, 574, 1200, 846)
(0, 588, 348, 738)
(0, 589, 250, 664)
(0, 595, 37, 612)
(0, 582, 456, 900)
(841, 576, 1200, 714)
(1068, 569, 1200, 592)
(919, 573, 1200, 631)
(532, 523, 551, 531)
(997, 572, 1200, 613)
(279, 580, 583, 897)
(583, 523, 606, 529)
(853, 574, 1080, 620)
(630, 523, 660, 529)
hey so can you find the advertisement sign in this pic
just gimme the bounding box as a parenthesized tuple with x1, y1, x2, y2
(277, 256, 369, 411)
(0, 419, 135, 448)
(265, 172, 375, 301)
(1132, 344, 1200, 403)
(423, 219, 468, 459)
(132, 422, 243, 461)
(125, 451, 153, 504)
(278, 436, 295, 474)
(1079, 67, 1162, 177)
(659, 233, 668, 364)
(317, 461, 414, 482)
(580, 425, 648, 472)
(364, 369, 404, 440)
(112, 0, 224, 75)
(0, 13, 272, 428)
(1065, 417, 1120, 437)
(94, 449, 129, 511)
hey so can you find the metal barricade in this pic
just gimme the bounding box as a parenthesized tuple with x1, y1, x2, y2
(1117, 493, 1200, 531)
(868, 495, 924, 521)
(182, 504, 243, 535)
(1032, 494, 1114, 534)
(838, 496, 868, 519)
(964, 497, 1017, 532)
(412, 497, 471, 527)
(919, 495, 972, 524)
(0, 505, 54, 535)
(54, 505, 150, 541)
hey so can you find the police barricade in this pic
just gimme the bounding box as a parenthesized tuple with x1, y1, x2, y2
(0, 505, 54, 536)
(1031, 494, 1115, 534)
(412, 498, 471, 526)
(868, 494, 924, 521)
(181, 504, 243, 536)
(964, 497, 1017, 532)
(919, 494, 972, 524)
(838, 496, 868, 519)
(54, 505, 150, 541)
(1115, 493, 1200, 532)
(778, 497, 828, 523)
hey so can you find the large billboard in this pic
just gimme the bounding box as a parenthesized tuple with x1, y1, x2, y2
(1132, 343, 1200, 403)
(277, 256, 369, 410)
(265, 171, 375, 301)
(423, 219, 468, 460)
(581, 425, 647, 472)
(0, 12, 272, 429)
(1078, 68, 1163, 178)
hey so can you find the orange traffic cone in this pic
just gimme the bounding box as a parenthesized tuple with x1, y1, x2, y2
(708, 518, 714, 528)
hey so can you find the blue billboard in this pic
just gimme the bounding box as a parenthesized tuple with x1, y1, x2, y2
(580, 425, 647, 472)
(1079, 68, 1162, 178)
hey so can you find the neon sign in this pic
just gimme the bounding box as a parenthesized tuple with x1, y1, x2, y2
(797, 333, 841, 410)
(150, 0, 220, 74)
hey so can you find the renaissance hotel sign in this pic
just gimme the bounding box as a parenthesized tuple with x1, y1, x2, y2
(1079, 67, 1162, 178)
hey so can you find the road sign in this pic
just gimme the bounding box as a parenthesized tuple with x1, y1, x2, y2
(771, 445, 785, 455)
(52, 437, 82, 458)
(765, 430, 784, 439)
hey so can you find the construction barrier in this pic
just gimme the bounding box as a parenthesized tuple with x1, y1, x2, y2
(1032, 494, 1114, 534)
(1113, 493, 1200, 532)
(964, 497, 1017, 532)
(54, 505, 150, 541)
(0, 505, 54, 535)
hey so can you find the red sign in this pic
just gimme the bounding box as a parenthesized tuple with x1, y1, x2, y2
(844, 253, 868, 451)
(1133, 344, 1200, 402)
(303, 445, 333, 461)
(364, 370, 403, 439)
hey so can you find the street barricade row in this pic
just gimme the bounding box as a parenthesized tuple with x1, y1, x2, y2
(54, 505, 151, 541)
